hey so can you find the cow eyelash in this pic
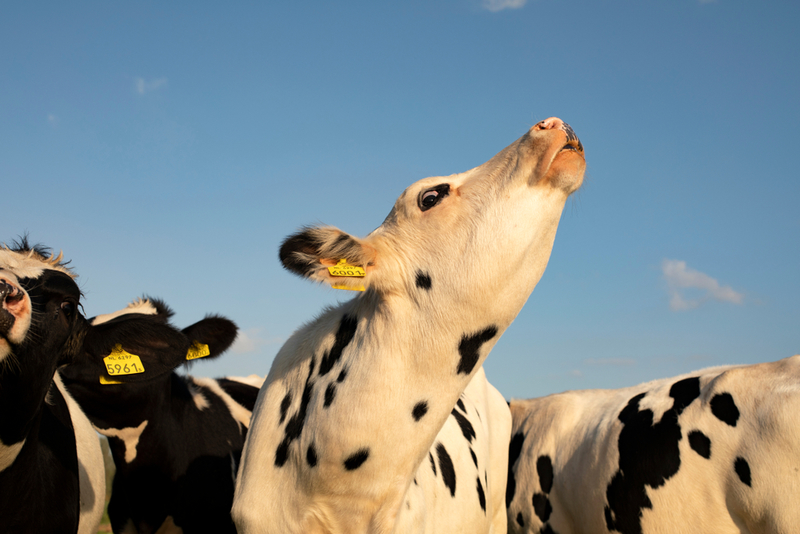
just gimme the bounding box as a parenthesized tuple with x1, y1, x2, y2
(418, 184, 451, 212)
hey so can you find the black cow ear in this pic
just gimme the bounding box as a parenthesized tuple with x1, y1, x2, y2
(83, 315, 192, 384)
(181, 316, 238, 362)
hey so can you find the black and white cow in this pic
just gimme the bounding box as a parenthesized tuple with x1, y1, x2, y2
(59, 297, 264, 534)
(232, 117, 586, 533)
(507, 355, 800, 534)
(0, 239, 105, 534)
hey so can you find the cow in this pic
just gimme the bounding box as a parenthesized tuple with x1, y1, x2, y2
(506, 355, 800, 534)
(0, 239, 105, 534)
(59, 297, 264, 534)
(232, 117, 586, 534)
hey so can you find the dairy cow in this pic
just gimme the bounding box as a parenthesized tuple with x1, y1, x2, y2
(60, 297, 264, 533)
(232, 117, 586, 534)
(507, 356, 800, 534)
(0, 239, 105, 534)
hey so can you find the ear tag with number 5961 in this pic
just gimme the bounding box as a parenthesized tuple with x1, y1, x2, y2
(103, 344, 145, 376)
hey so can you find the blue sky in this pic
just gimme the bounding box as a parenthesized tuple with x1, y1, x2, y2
(2, 0, 798, 399)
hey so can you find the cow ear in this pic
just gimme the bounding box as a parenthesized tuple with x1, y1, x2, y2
(181, 316, 238, 362)
(279, 226, 378, 291)
(82, 315, 192, 384)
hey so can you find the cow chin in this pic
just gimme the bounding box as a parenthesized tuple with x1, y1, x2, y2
(543, 150, 585, 194)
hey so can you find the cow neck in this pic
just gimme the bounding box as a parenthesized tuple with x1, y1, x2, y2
(0, 352, 60, 448)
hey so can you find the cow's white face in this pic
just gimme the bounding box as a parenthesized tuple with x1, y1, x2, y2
(281, 118, 585, 326)
(0, 246, 82, 365)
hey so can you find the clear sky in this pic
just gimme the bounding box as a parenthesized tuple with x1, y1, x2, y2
(2, 0, 798, 400)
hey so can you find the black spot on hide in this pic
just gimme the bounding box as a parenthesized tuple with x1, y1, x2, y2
(343, 448, 370, 470)
(477, 477, 486, 512)
(319, 315, 357, 377)
(532, 493, 552, 522)
(306, 444, 317, 467)
(412, 401, 429, 421)
(506, 432, 525, 507)
(603, 377, 701, 534)
(279, 391, 292, 424)
(451, 408, 476, 443)
(336, 368, 347, 383)
(537, 455, 554, 494)
(457, 326, 498, 375)
(415, 271, 432, 290)
(436, 443, 457, 497)
(688, 430, 711, 459)
(710, 393, 740, 427)
(470, 448, 478, 468)
(274, 358, 315, 467)
(429, 452, 437, 476)
(516, 513, 525, 528)
(735, 457, 752, 487)
(456, 398, 466, 412)
(324, 383, 336, 408)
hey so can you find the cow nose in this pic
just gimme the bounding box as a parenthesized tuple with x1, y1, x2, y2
(0, 281, 17, 336)
(535, 117, 583, 153)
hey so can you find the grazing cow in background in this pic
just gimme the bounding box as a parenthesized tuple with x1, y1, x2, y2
(0, 239, 105, 534)
(232, 117, 586, 534)
(60, 297, 264, 534)
(507, 355, 800, 534)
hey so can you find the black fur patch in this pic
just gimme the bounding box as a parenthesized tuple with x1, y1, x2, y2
(216, 378, 260, 412)
(429, 452, 437, 476)
(603, 377, 701, 534)
(324, 383, 336, 408)
(451, 408, 476, 443)
(456, 398, 466, 412)
(319, 315, 358, 377)
(537, 455, 554, 494)
(688, 430, 711, 459)
(279, 391, 292, 424)
(436, 443, 457, 497)
(457, 326, 498, 375)
(336, 368, 347, 383)
(412, 401, 429, 421)
(532, 493, 552, 522)
(275, 358, 316, 467)
(516, 512, 525, 528)
(306, 444, 318, 467)
(710, 393, 740, 427)
(477, 477, 486, 512)
(415, 271, 432, 290)
(344, 448, 370, 471)
(470, 448, 478, 468)
(506, 432, 525, 507)
(735, 457, 752, 487)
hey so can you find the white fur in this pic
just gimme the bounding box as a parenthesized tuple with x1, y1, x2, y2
(54, 372, 106, 534)
(97, 420, 149, 464)
(508, 355, 800, 534)
(233, 118, 585, 534)
(91, 297, 159, 326)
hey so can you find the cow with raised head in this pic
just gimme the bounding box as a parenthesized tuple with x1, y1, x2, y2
(59, 297, 264, 534)
(507, 355, 800, 534)
(0, 239, 105, 534)
(232, 117, 586, 534)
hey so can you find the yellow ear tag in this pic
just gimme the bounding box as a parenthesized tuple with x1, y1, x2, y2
(99, 375, 123, 385)
(331, 283, 366, 292)
(103, 344, 145, 376)
(327, 259, 366, 278)
(186, 341, 211, 361)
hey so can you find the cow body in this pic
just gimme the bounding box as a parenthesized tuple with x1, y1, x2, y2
(507, 355, 800, 534)
(60, 298, 264, 533)
(0, 241, 105, 534)
(233, 118, 586, 534)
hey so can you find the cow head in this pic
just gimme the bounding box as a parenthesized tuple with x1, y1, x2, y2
(60, 297, 238, 389)
(280, 118, 585, 326)
(0, 239, 86, 372)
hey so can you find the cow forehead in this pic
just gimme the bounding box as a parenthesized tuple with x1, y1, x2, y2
(0, 248, 76, 280)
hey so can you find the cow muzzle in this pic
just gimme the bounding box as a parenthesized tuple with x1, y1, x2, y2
(0, 278, 30, 344)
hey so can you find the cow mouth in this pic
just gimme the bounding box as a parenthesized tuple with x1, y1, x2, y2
(558, 123, 584, 154)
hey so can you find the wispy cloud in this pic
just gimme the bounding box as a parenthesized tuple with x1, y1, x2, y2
(47, 114, 59, 127)
(230, 328, 283, 354)
(482, 0, 527, 12)
(135, 77, 168, 95)
(662, 259, 744, 311)
(584, 358, 637, 366)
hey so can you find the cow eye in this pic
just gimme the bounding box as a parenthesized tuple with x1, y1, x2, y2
(61, 300, 76, 317)
(419, 184, 450, 212)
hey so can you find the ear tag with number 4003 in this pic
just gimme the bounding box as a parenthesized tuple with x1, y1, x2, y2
(103, 344, 145, 376)
(186, 341, 211, 361)
(328, 259, 366, 292)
